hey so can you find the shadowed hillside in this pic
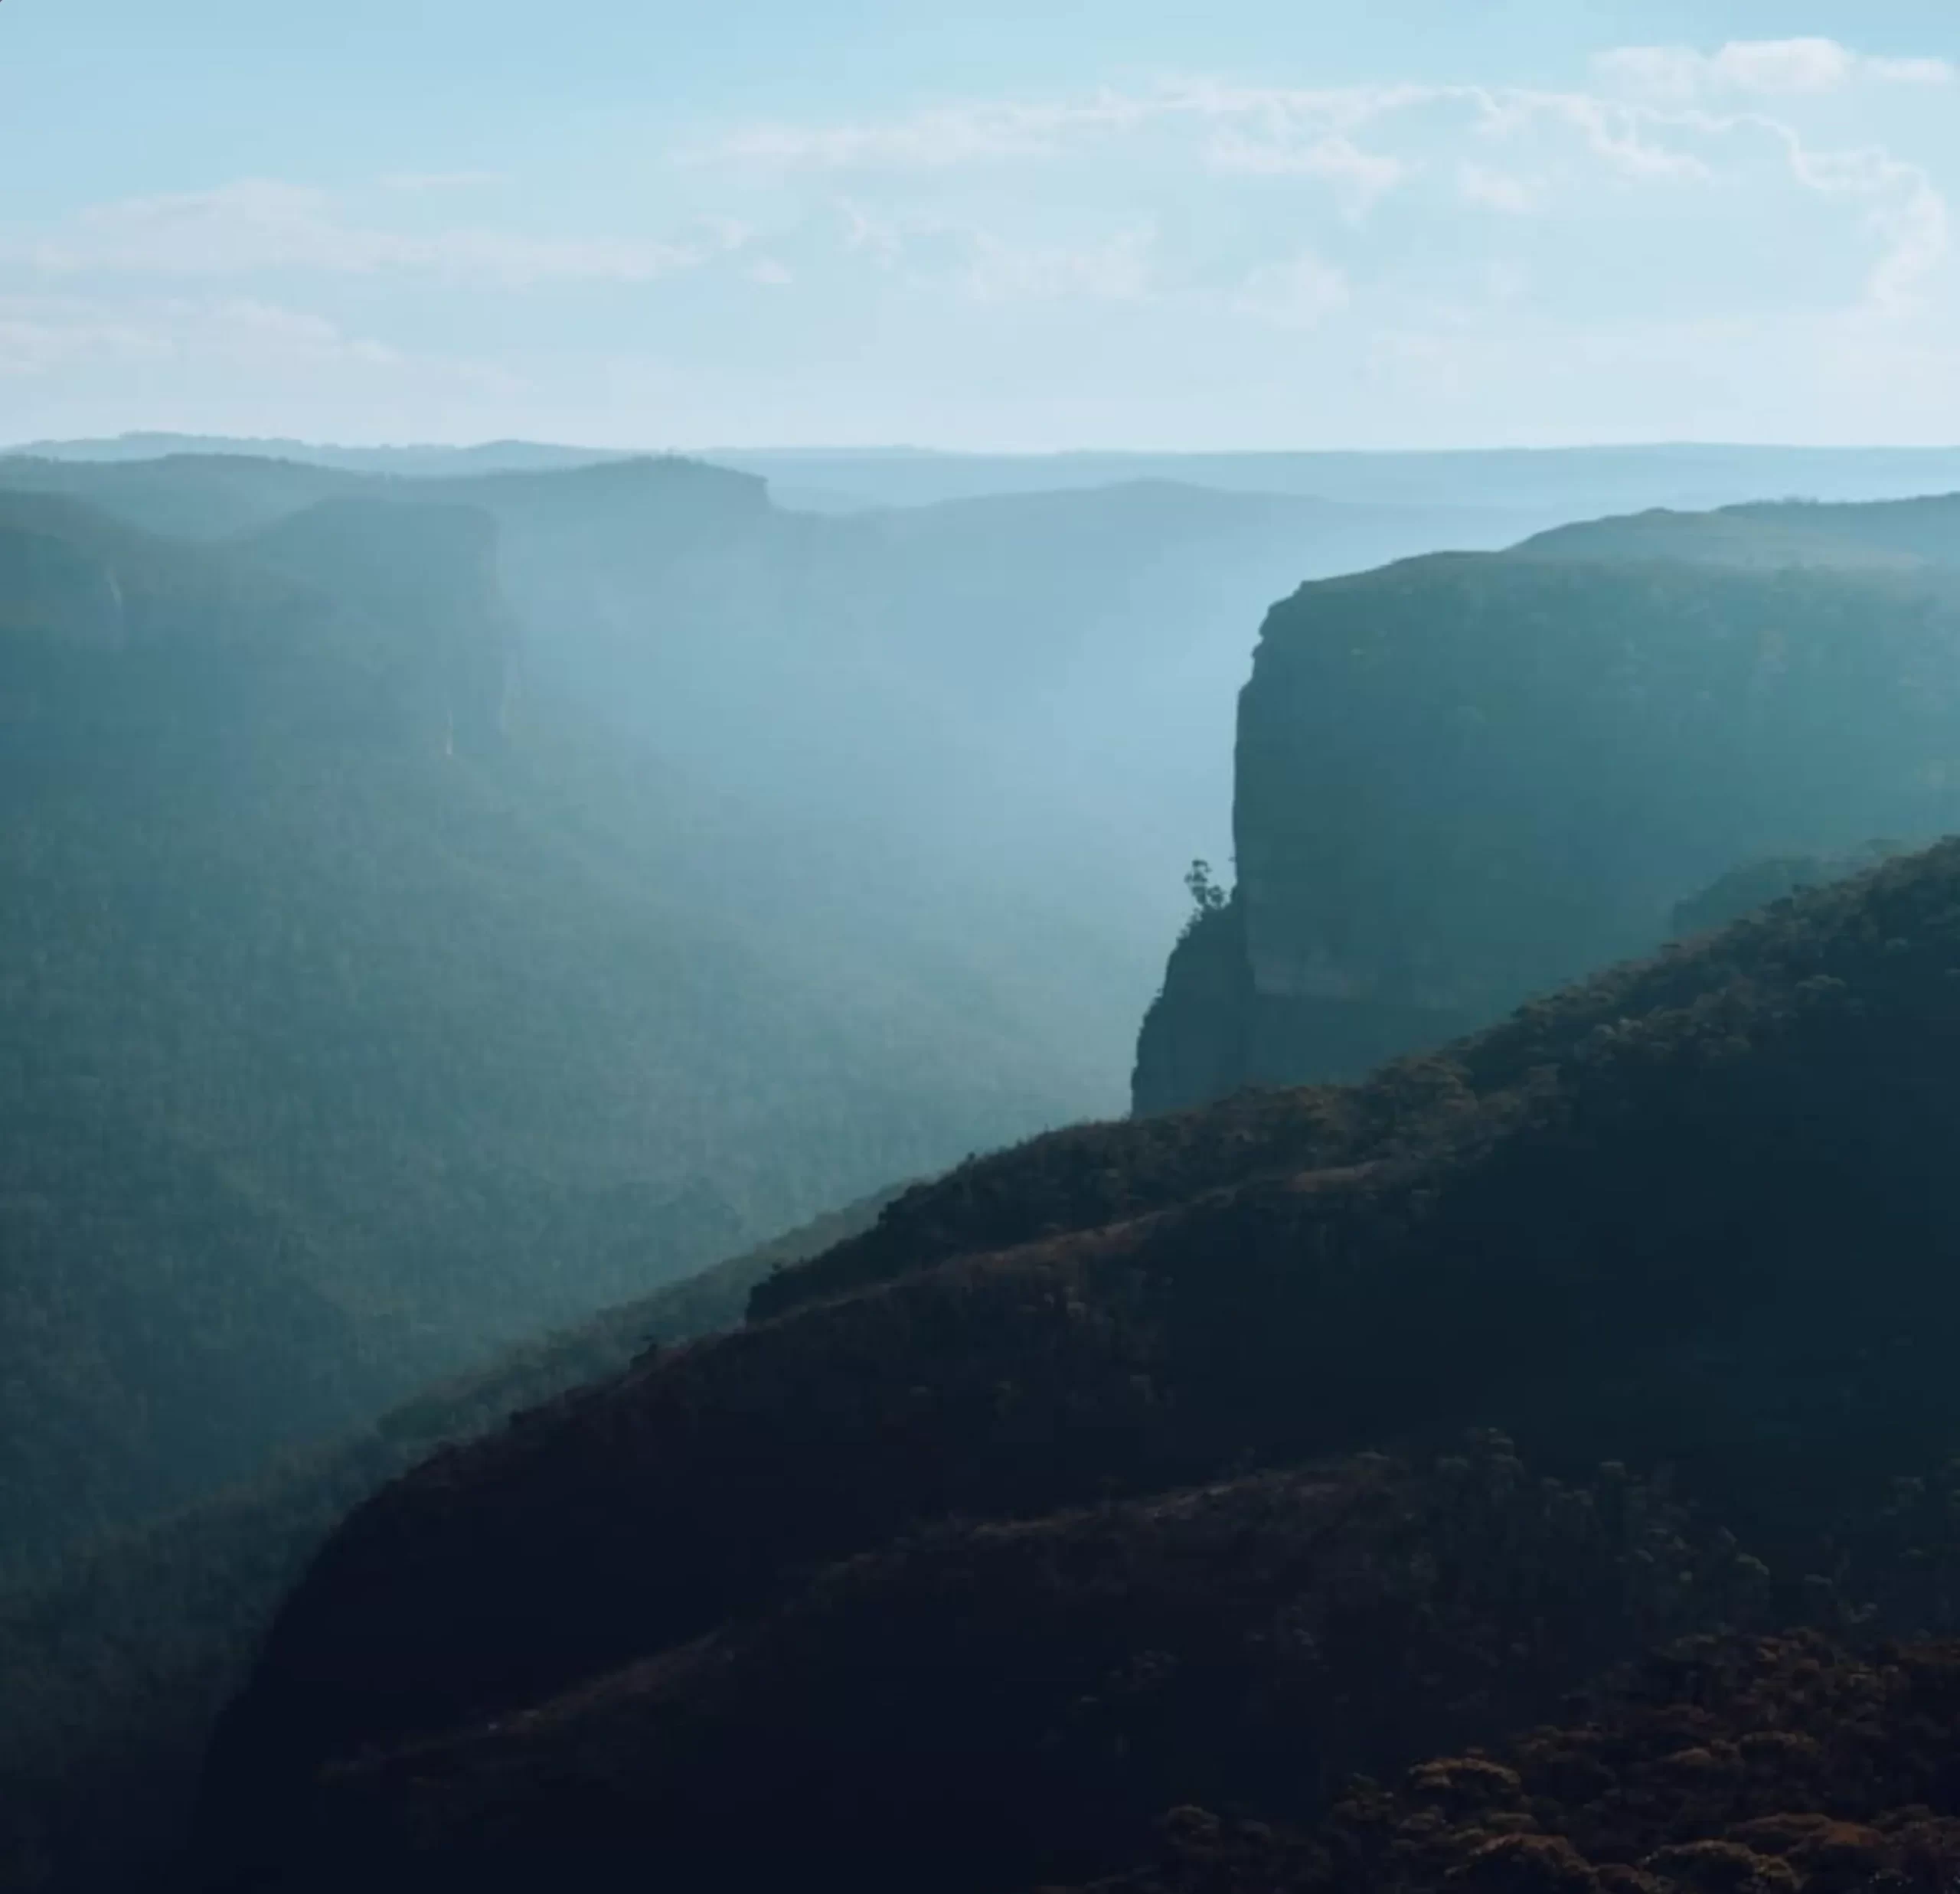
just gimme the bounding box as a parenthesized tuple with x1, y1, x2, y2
(188, 839, 1960, 1892)
(0, 1187, 898, 1894)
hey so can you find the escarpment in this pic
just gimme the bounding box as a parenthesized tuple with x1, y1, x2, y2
(1136, 510, 1960, 1115)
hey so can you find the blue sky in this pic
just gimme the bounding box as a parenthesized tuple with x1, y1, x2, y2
(3, 1, 1958, 449)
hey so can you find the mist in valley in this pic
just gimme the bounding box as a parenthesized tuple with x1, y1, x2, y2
(8, 3, 1960, 1892)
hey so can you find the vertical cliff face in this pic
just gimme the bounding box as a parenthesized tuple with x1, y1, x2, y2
(1134, 538, 1960, 1117)
(1130, 900, 1250, 1115)
(1132, 890, 1483, 1116)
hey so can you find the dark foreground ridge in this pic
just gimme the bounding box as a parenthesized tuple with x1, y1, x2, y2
(0, 1190, 900, 1894)
(182, 837, 1960, 1892)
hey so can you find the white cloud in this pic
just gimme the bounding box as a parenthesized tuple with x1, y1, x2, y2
(1456, 162, 1542, 214)
(1231, 252, 1351, 331)
(11, 46, 1958, 446)
(0, 291, 451, 381)
(838, 201, 907, 266)
(0, 296, 174, 377)
(1767, 132, 1952, 317)
(771, 71, 1949, 339)
(1598, 38, 1955, 102)
(1206, 128, 1407, 217)
(28, 181, 720, 288)
(698, 95, 1149, 170)
(962, 227, 1155, 304)
(378, 170, 505, 193)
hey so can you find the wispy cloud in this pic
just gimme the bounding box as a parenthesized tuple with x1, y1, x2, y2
(26, 181, 735, 289)
(8, 37, 1955, 446)
(697, 95, 1151, 170)
(0, 295, 175, 377)
(962, 227, 1155, 304)
(729, 64, 1948, 335)
(1763, 131, 1952, 316)
(0, 290, 497, 384)
(1230, 251, 1351, 330)
(1597, 38, 1955, 102)
(1205, 128, 1407, 218)
(377, 170, 505, 194)
(1456, 162, 1542, 215)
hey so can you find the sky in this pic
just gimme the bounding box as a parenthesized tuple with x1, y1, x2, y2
(3, 0, 1958, 450)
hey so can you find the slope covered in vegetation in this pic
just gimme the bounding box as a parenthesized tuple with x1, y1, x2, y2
(0, 449, 1550, 1091)
(0, 490, 1090, 1569)
(190, 839, 1960, 1892)
(1513, 491, 1960, 571)
(0, 1188, 897, 1894)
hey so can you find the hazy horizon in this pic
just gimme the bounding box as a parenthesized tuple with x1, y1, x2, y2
(14, 430, 1960, 459)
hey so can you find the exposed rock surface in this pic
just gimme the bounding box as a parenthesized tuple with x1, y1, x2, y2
(1136, 496, 1960, 1115)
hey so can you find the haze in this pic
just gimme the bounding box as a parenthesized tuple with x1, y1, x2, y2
(18, 6, 1960, 1892)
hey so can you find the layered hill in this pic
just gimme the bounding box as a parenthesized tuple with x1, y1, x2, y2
(701, 442, 1960, 515)
(0, 450, 1557, 1089)
(27, 434, 1960, 516)
(1135, 494, 1960, 1114)
(192, 840, 1960, 1892)
(0, 491, 1094, 1569)
(1514, 491, 1960, 572)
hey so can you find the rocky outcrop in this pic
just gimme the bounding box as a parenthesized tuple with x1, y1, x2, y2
(1136, 537, 1960, 1115)
(1133, 893, 1484, 1115)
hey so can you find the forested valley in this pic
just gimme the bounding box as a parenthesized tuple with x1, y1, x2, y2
(11, 437, 1960, 1894)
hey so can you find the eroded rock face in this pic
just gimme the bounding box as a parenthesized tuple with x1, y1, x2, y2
(1136, 543, 1960, 1115)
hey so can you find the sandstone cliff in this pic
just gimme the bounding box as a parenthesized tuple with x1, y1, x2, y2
(1135, 497, 1960, 1114)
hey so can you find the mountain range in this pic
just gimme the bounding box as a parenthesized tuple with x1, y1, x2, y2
(19, 432, 1960, 516)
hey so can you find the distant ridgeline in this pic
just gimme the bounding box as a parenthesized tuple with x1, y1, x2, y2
(1134, 494, 1960, 1115)
(0, 443, 1576, 1105)
(0, 488, 512, 758)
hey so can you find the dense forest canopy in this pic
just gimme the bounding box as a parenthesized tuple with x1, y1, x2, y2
(0, 487, 1097, 1569)
(0, 446, 1619, 1094)
(0, 1188, 897, 1894)
(187, 836, 1960, 1893)
(11, 447, 1960, 1894)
